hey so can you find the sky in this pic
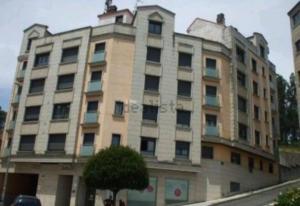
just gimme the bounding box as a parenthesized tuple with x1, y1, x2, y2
(0, 0, 298, 111)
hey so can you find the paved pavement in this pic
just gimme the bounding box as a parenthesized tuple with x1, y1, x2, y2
(186, 179, 300, 206)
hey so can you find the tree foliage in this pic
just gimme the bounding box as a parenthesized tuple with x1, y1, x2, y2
(0, 106, 6, 129)
(276, 188, 300, 206)
(83, 146, 149, 206)
(277, 73, 299, 143)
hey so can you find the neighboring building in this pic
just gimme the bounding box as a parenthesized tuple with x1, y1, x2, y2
(289, 2, 300, 128)
(0, 3, 280, 206)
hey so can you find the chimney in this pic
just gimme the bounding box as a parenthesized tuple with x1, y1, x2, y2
(216, 13, 225, 25)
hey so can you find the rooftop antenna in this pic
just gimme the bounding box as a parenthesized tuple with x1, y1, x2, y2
(105, 0, 113, 13)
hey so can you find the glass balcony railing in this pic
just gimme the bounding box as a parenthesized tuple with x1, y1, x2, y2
(92, 52, 105, 63)
(2, 147, 11, 157)
(205, 125, 219, 136)
(80, 145, 95, 156)
(12, 95, 20, 104)
(88, 81, 102, 93)
(84, 112, 99, 124)
(204, 67, 218, 78)
(17, 70, 25, 79)
(205, 95, 219, 107)
(7, 121, 16, 131)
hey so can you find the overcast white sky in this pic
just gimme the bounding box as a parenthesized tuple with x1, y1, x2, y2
(0, 0, 298, 110)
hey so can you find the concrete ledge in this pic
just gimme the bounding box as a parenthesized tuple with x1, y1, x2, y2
(184, 178, 300, 206)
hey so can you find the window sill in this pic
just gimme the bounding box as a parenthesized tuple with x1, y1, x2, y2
(144, 90, 159, 96)
(174, 157, 191, 163)
(141, 153, 157, 159)
(146, 61, 161, 66)
(51, 119, 69, 123)
(142, 120, 158, 127)
(55, 88, 73, 93)
(28, 92, 44, 97)
(176, 125, 191, 131)
(60, 60, 78, 66)
(32, 65, 49, 70)
(112, 114, 125, 119)
(178, 66, 193, 72)
(177, 95, 192, 101)
(23, 121, 39, 125)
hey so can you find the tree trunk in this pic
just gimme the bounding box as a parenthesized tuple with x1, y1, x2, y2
(112, 191, 118, 206)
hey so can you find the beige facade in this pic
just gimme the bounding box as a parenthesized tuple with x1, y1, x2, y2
(0, 4, 280, 206)
(289, 2, 300, 128)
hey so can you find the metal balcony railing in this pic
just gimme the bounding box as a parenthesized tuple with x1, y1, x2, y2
(80, 145, 95, 156)
(84, 112, 99, 124)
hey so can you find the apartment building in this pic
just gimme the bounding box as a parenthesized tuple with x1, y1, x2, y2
(0, 3, 279, 206)
(289, 2, 300, 128)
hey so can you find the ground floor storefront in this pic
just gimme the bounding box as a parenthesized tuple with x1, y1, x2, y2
(0, 160, 279, 206)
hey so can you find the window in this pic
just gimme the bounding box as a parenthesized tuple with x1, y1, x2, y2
(114, 101, 124, 116)
(265, 111, 268, 122)
(57, 74, 74, 90)
(12, 111, 17, 121)
(111, 134, 121, 146)
(178, 52, 192, 67)
(7, 138, 12, 148)
(263, 88, 267, 98)
(144, 75, 159, 92)
(176, 110, 191, 128)
(48, 134, 66, 152)
(83, 133, 95, 146)
(165, 179, 189, 204)
(22, 61, 28, 70)
(143, 105, 158, 123)
(115, 15, 123, 23)
(175, 141, 190, 159)
(19, 135, 35, 151)
(94, 43, 105, 53)
(206, 85, 217, 96)
(269, 74, 273, 82)
(206, 58, 217, 69)
(293, 11, 300, 27)
(260, 160, 263, 171)
(17, 86, 22, 96)
(236, 46, 245, 63)
(252, 59, 257, 73)
(29, 78, 45, 94)
(34, 52, 50, 67)
(26, 38, 33, 51)
(295, 40, 300, 52)
(269, 163, 274, 174)
(61, 47, 79, 63)
(148, 20, 162, 35)
(254, 105, 260, 120)
(266, 135, 269, 148)
(262, 67, 265, 76)
(91, 71, 102, 81)
(230, 182, 240, 193)
(178, 80, 191, 97)
(260, 45, 265, 59)
(231, 152, 241, 165)
(238, 96, 247, 113)
(248, 157, 254, 173)
(24, 106, 40, 122)
(206, 114, 217, 127)
(253, 81, 259, 95)
(238, 123, 248, 141)
(147, 47, 161, 63)
(202, 146, 213, 159)
(87, 101, 98, 112)
(255, 130, 260, 146)
(52, 103, 70, 120)
(140, 137, 156, 156)
(237, 71, 246, 87)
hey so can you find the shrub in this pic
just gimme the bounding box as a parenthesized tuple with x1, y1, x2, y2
(276, 188, 300, 206)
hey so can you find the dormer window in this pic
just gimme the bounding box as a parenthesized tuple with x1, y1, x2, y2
(115, 15, 123, 23)
(148, 20, 162, 35)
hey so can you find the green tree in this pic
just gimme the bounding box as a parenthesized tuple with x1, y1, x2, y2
(0, 106, 6, 129)
(286, 73, 299, 141)
(83, 146, 149, 206)
(276, 74, 289, 142)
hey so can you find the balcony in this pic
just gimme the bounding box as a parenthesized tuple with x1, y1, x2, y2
(205, 125, 219, 136)
(271, 103, 276, 111)
(270, 81, 275, 90)
(205, 95, 219, 108)
(16, 70, 25, 80)
(203, 67, 219, 80)
(80, 145, 95, 157)
(12, 95, 20, 105)
(83, 112, 99, 127)
(6, 121, 15, 131)
(86, 81, 103, 96)
(2, 147, 11, 158)
(90, 52, 106, 65)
